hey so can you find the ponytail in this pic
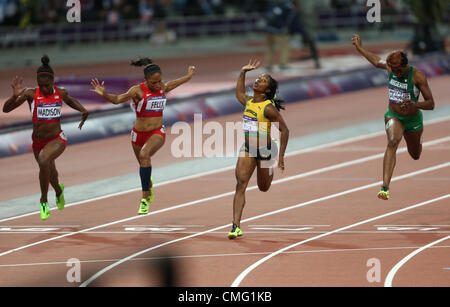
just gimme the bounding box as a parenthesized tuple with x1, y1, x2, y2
(37, 55, 54, 79)
(130, 57, 153, 67)
(266, 76, 285, 111)
(131, 57, 162, 77)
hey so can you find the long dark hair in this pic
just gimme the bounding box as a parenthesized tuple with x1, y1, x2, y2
(266, 75, 285, 111)
(130, 57, 162, 78)
(37, 55, 54, 80)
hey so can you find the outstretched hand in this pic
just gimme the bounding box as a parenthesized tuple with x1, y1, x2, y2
(187, 66, 196, 78)
(351, 34, 362, 48)
(11, 76, 25, 97)
(90, 78, 106, 96)
(241, 59, 261, 73)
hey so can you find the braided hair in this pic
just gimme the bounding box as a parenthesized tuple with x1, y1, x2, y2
(266, 75, 285, 111)
(130, 57, 162, 77)
(37, 55, 54, 80)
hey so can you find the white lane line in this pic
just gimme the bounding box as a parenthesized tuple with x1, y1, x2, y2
(2, 245, 450, 269)
(248, 225, 330, 227)
(384, 235, 450, 287)
(2, 231, 450, 235)
(80, 162, 450, 287)
(375, 225, 450, 227)
(0, 132, 379, 223)
(1, 136, 449, 258)
(2, 114, 449, 223)
(231, 194, 450, 287)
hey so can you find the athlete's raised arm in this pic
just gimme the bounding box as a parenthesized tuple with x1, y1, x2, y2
(236, 59, 260, 106)
(352, 34, 389, 71)
(90, 78, 140, 105)
(3, 76, 34, 113)
(163, 66, 195, 93)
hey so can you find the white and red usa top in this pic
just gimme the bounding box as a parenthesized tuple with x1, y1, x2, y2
(31, 86, 63, 124)
(131, 82, 166, 118)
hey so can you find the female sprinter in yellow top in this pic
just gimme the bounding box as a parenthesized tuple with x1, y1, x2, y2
(90, 58, 195, 214)
(228, 59, 289, 239)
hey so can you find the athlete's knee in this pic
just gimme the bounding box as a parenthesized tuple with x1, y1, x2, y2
(409, 148, 422, 160)
(37, 155, 50, 169)
(138, 150, 151, 166)
(258, 183, 271, 192)
(387, 137, 401, 149)
(235, 178, 249, 192)
(411, 153, 421, 160)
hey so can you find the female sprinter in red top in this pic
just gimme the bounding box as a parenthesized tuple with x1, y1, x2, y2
(2, 55, 89, 220)
(90, 58, 195, 214)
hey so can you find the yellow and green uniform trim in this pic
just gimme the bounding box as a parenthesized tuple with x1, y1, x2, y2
(242, 98, 275, 137)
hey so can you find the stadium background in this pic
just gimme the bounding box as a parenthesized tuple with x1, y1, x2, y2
(0, 0, 449, 288)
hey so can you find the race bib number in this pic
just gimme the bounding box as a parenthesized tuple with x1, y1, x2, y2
(37, 105, 61, 119)
(389, 88, 410, 104)
(145, 96, 166, 112)
(243, 115, 258, 133)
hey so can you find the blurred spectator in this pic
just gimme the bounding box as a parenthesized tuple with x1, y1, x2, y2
(140, 0, 177, 45)
(0, 0, 20, 26)
(410, 0, 447, 54)
(182, 0, 223, 16)
(331, 0, 354, 12)
(121, 0, 139, 20)
(182, 0, 206, 16)
(290, 0, 321, 68)
(209, 0, 224, 15)
(139, 0, 152, 22)
(379, 0, 399, 31)
(242, 0, 268, 14)
(106, 1, 121, 24)
(263, 0, 294, 71)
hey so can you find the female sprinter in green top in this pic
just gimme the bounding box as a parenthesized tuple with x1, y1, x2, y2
(228, 59, 289, 239)
(352, 34, 435, 200)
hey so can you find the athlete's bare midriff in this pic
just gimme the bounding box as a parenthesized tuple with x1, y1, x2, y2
(32, 122, 62, 140)
(388, 101, 419, 117)
(134, 116, 163, 132)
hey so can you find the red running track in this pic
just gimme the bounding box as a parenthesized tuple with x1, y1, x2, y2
(0, 77, 449, 287)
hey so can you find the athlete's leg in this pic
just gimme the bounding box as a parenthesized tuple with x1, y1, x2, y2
(403, 129, 423, 160)
(34, 139, 66, 203)
(49, 160, 62, 196)
(382, 117, 404, 189)
(256, 160, 274, 192)
(132, 134, 165, 200)
(232, 154, 257, 228)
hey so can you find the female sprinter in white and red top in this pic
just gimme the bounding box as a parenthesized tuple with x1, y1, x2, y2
(90, 58, 195, 214)
(2, 55, 89, 220)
